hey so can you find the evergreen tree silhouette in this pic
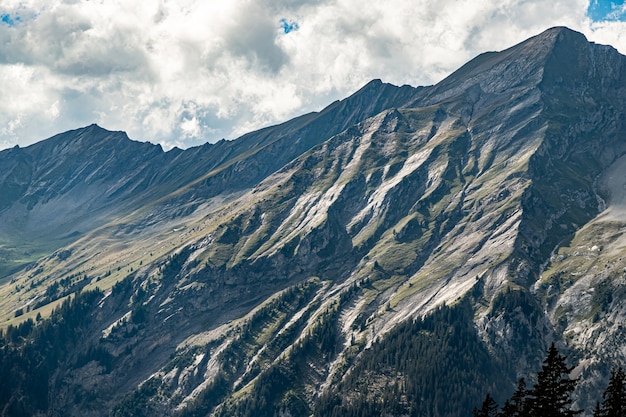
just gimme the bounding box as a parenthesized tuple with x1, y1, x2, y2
(473, 393, 499, 417)
(593, 401, 602, 417)
(500, 378, 529, 417)
(528, 343, 581, 417)
(598, 367, 626, 417)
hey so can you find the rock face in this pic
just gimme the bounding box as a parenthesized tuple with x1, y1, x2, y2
(0, 81, 419, 278)
(2, 26, 626, 417)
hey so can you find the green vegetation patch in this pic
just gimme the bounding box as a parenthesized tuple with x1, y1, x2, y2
(315, 299, 507, 417)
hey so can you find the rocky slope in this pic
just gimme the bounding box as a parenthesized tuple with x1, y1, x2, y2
(0, 80, 419, 280)
(1, 26, 626, 417)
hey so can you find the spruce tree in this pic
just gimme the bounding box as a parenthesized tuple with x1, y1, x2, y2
(500, 378, 529, 417)
(473, 393, 499, 417)
(598, 367, 626, 417)
(529, 343, 581, 417)
(593, 401, 602, 417)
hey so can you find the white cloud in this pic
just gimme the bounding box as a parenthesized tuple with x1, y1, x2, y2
(0, 0, 623, 150)
(587, 20, 626, 52)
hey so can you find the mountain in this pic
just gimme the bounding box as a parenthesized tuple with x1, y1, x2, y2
(1, 26, 626, 416)
(0, 81, 419, 279)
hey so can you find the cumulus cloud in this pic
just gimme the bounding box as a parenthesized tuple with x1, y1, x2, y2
(0, 0, 624, 150)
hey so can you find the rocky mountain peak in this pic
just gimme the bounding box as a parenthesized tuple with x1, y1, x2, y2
(412, 27, 595, 108)
(2, 27, 626, 417)
(540, 27, 626, 95)
(32, 123, 128, 150)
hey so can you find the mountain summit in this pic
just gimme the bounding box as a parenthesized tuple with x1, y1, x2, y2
(1, 27, 626, 417)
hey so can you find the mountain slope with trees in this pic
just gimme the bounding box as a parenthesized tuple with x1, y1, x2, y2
(1, 27, 626, 416)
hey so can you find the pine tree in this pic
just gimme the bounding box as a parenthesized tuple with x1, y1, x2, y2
(501, 378, 529, 417)
(473, 393, 499, 417)
(529, 343, 581, 417)
(593, 401, 602, 417)
(598, 367, 626, 417)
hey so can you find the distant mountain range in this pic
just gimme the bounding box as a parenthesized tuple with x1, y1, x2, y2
(1, 26, 626, 417)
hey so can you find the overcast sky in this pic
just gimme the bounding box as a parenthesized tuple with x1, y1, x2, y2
(1, 0, 625, 150)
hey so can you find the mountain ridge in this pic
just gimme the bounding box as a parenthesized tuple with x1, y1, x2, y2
(0, 77, 421, 279)
(1, 26, 626, 417)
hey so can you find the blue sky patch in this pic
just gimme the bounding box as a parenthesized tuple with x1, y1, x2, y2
(0, 13, 21, 26)
(588, 0, 626, 22)
(280, 18, 299, 34)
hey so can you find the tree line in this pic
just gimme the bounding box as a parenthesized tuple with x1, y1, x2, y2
(474, 343, 625, 417)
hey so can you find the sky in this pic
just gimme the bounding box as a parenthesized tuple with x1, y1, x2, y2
(0, 0, 625, 150)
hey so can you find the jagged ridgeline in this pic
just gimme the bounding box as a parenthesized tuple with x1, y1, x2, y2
(1, 26, 626, 416)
